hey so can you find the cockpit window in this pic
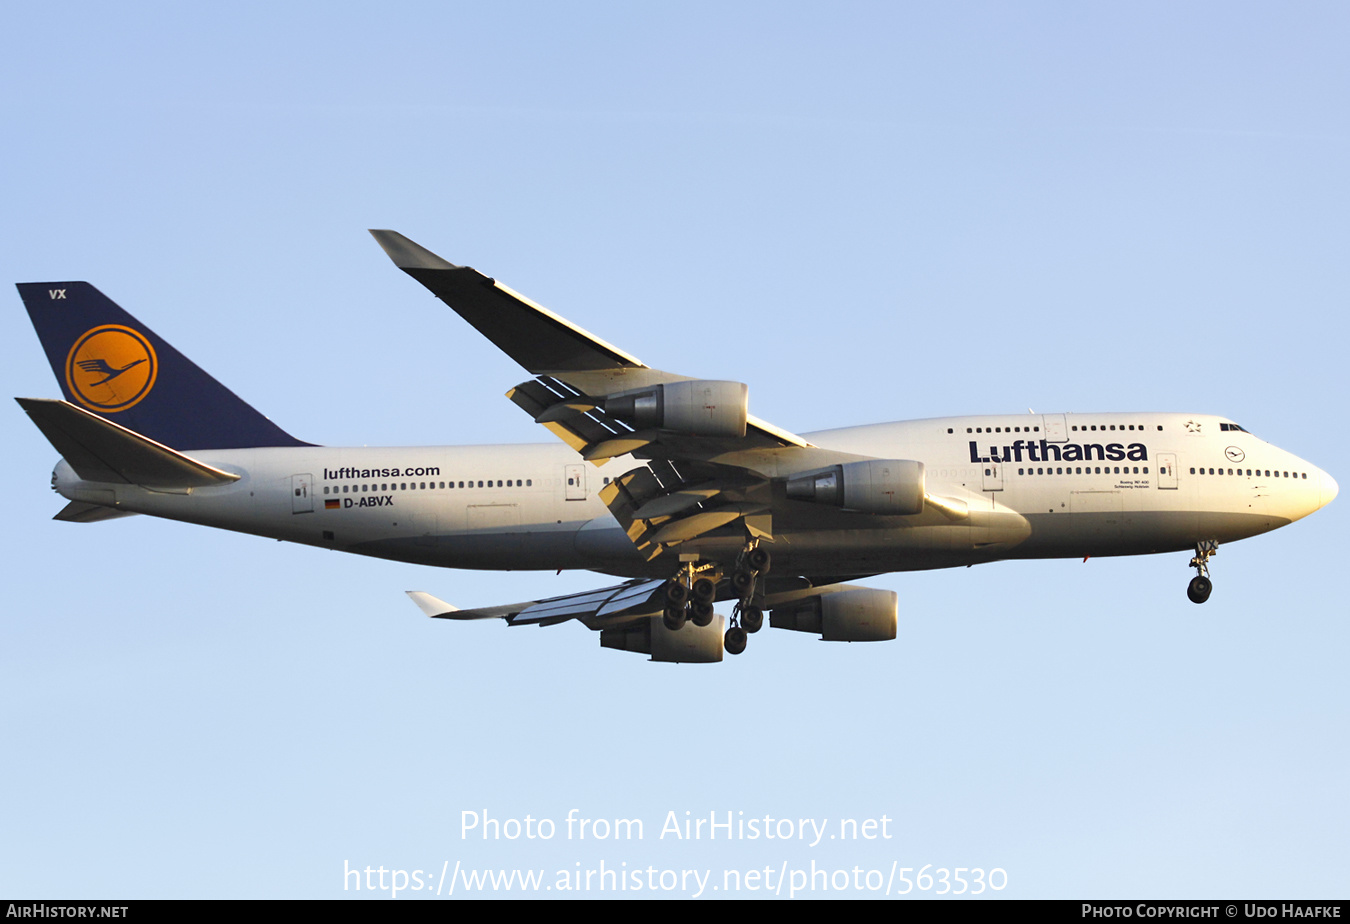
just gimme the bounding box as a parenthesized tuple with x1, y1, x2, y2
(1220, 422, 1248, 432)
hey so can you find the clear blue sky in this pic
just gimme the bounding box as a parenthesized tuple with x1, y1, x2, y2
(3, 1, 1346, 899)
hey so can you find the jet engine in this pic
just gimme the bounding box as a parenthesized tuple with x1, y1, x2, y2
(769, 588, 898, 642)
(785, 459, 925, 516)
(604, 380, 748, 438)
(600, 614, 726, 663)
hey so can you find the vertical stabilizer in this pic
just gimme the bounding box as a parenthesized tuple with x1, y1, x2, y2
(17, 282, 309, 450)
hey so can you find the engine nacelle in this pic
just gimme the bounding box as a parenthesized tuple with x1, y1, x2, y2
(770, 588, 897, 642)
(604, 380, 748, 438)
(599, 614, 725, 663)
(785, 459, 925, 515)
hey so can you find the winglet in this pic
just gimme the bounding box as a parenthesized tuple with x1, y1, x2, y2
(369, 230, 460, 271)
(406, 591, 460, 618)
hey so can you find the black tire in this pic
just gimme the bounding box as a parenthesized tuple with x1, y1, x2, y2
(741, 605, 764, 634)
(664, 580, 689, 607)
(692, 577, 716, 605)
(691, 600, 714, 627)
(731, 570, 755, 595)
(663, 605, 687, 630)
(747, 547, 772, 574)
(1187, 575, 1213, 604)
(724, 626, 747, 655)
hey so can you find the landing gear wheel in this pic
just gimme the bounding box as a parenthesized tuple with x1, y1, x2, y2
(724, 626, 747, 655)
(741, 605, 764, 634)
(663, 605, 687, 631)
(1187, 540, 1217, 605)
(747, 547, 772, 574)
(731, 570, 756, 595)
(691, 600, 714, 627)
(664, 580, 689, 607)
(692, 577, 717, 605)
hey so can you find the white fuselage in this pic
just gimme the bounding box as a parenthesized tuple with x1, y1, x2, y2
(51, 412, 1337, 580)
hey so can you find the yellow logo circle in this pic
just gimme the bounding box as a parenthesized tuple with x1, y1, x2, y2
(64, 325, 158, 412)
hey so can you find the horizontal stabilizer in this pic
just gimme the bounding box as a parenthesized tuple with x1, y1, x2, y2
(53, 500, 139, 523)
(16, 398, 241, 488)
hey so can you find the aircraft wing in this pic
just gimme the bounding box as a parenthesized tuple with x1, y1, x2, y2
(369, 230, 808, 453)
(406, 579, 667, 627)
(372, 231, 904, 559)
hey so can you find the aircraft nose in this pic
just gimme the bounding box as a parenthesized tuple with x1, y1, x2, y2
(1322, 470, 1339, 509)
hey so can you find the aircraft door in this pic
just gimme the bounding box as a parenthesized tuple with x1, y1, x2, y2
(1157, 453, 1178, 489)
(565, 463, 587, 500)
(1042, 413, 1068, 442)
(982, 462, 1004, 492)
(291, 473, 314, 514)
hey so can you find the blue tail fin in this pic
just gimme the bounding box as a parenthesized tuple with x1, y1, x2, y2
(17, 282, 309, 450)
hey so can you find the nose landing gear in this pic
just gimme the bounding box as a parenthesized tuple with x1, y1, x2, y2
(1187, 540, 1217, 604)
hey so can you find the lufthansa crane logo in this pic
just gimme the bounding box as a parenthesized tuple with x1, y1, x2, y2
(64, 325, 158, 412)
(1225, 446, 1246, 463)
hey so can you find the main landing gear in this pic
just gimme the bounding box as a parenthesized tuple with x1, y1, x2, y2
(662, 561, 719, 632)
(1187, 540, 1217, 604)
(658, 543, 773, 657)
(725, 543, 770, 656)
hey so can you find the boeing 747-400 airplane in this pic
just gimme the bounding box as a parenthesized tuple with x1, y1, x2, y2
(16, 231, 1338, 662)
